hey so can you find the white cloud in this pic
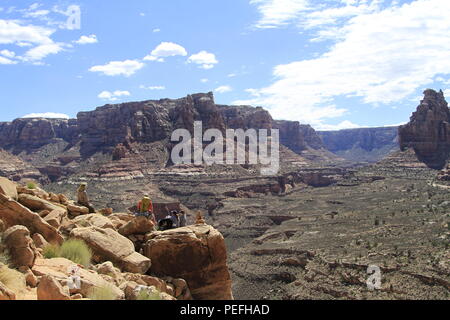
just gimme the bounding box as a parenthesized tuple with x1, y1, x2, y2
(143, 55, 164, 62)
(144, 42, 187, 62)
(140, 85, 165, 90)
(316, 120, 361, 131)
(0, 49, 15, 58)
(201, 78, 209, 83)
(153, 28, 161, 33)
(0, 56, 17, 64)
(0, 19, 54, 45)
(239, 0, 450, 128)
(215, 85, 233, 94)
(22, 112, 70, 119)
(98, 90, 131, 102)
(187, 51, 218, 69)
(22, 42, 65, 61)
(89, 60, 145, 77)
(74, 34, 98, 45)
(250, 0, 310, 29)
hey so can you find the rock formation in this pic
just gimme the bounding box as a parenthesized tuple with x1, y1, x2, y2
(143, 224, 233, 300)
(399, 89, 450, 169)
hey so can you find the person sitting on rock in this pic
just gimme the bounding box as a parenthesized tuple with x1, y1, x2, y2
(170, 210, 180, 228)
(158, 215, 174, 231)
(179, 210, 187, 227)
(77, 183, 96, 213)
(136, 195, 155, 223)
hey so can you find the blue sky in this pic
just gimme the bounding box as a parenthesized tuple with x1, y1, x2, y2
(1, 0, 450, 130)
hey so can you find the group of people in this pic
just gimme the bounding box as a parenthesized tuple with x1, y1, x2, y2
(136, 196, 187, 231)
(77, 183, 188, 232)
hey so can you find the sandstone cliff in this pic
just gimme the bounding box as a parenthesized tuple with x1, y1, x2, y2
(319, 127, 399, 162)
(399, 89, 450, 169)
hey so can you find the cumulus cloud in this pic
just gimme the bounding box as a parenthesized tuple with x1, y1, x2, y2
(215, 85, 233, 94)
(240, 0, 450, 128)
(144, 42, 187, 61)
(89, 60, 145, 77)
(98, 90, 131, 102)
(22, 112, 70, 119)
(74, 34, 98, 45)
(187, 51, 218, 69)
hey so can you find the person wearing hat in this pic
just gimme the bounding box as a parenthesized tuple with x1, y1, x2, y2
(137, 195, 156, 224)
(77, 183, 96, 213)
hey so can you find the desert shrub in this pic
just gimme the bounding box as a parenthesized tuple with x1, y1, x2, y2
(59, 239, 92, 267)
(42, 239, 92, 267)
(87, 285, 117, 300)
(26, 182, 36, 190)
(42, 244, 61, 259)
(136, 288, 162, 301)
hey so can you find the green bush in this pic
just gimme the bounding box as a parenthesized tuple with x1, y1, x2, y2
(42, 244, 61, 259)
(26, 182, 36, 190)
(136, 288, 162, 300)
(42, 239, 92, 267)
(59, 239, 92, 267)
(87, 285, 117, 300)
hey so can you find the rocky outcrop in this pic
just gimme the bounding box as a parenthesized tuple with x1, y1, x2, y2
(143, 224, 233, 300)
(319, 127, 399, 162)
(0, 118, 79, 153)
(0, 149, 41, 182)
(0, 193, 63, 245)
(399, 89, 450, 169)
(32, 258, 124, 299)
(70, 227, 151, 274)
(37, 275, 71, 300)
(2, 225, 37, 269)
(0, 177, 18, 200)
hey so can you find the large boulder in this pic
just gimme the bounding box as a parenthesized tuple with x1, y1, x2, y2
(0, 281, 16, 300)
(0, 193, 63, 244)
(118, 216, 155, 236)
(37, 275, 71, 300)
(70, 227, 151, 274)
(143, 224, 233, 300)
(72, 214, 115, 230)
(32, 258, 124, 299)
(2, 225, 37, 268)
(0, 178, 18, 200)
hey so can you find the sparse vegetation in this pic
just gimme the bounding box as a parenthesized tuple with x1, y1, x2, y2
(26, 182, 36, 190)
(136, 288, 162, 300)
(87, 285, 117, 300)
(42, 244, 61, 259)
(59, 239, 92, 267)
(42, 239, 92, 267)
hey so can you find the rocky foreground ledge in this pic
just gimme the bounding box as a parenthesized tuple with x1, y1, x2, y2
(0, 177, 233, 300)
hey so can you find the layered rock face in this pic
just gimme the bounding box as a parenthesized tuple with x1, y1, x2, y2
(399, 89, 450, 169)
(319, 127, 399, 162)
(0, 118, 79, 153)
